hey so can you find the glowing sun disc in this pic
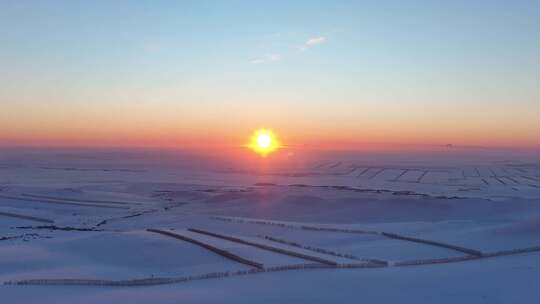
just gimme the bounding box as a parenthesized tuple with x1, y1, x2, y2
(247, 129, 281, 156)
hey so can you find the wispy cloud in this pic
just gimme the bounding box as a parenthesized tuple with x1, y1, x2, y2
(249, 35, 327, 64)
(298, 36, 326, 51)
(306, 36, 326, 46)
(249, 53, 281, 64)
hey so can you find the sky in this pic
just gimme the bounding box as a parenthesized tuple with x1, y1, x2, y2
(1, 0, 539, 150)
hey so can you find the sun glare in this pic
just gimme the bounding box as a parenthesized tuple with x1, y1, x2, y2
(247, 129, 281, 156)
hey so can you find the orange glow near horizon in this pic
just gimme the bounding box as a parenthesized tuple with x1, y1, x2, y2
(2, 125, 540, 151)
(1, 114, 540, 151)
(246, 129, 282, 156)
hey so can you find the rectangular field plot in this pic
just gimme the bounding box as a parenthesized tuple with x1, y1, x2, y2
(398, 170, 426, 183)
(374, 169, 405, 181)
(344, 166, 364, 176)
(360, 168, 385, 179)
(421, 171, 450, 184)
(0, 230, 251, 281)
(238, 226, 464, 262)
(284, 233, 465, 261)
(0, 196, 127, 224)
(416, 223, 540, 253)
(476, 167, 494, 178)
(485, 177, 507, 186)
(498, 176, 521, 186)
(155, 229, 315, 268)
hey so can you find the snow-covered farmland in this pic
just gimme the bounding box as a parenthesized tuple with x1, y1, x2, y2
(1, 148, 540, 303)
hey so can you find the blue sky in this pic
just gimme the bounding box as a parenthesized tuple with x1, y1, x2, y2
(1, 1, 539, 148)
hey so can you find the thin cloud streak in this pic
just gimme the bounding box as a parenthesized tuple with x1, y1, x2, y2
(249, 53, 281, 64)
(298, 36, 326, 51)
(250, 35, 326, 64)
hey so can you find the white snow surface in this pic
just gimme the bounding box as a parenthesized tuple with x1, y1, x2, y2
(1, 148, 540, 303)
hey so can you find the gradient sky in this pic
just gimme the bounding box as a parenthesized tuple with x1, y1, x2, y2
(1, 0, 539, 149)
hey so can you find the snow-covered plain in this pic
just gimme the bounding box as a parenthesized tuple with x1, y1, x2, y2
(1, 147, 540, 303)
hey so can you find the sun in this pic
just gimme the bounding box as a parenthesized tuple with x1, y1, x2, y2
(247, 129, 281, 156)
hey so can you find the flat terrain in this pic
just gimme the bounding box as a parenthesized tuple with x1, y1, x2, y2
(1, 148, 540, 303)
